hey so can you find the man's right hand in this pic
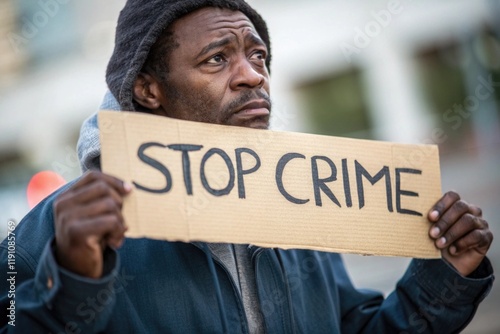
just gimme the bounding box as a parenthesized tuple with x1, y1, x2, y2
(53, 171, 132, 279)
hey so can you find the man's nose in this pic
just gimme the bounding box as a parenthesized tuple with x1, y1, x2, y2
(230, 57, 266, 90)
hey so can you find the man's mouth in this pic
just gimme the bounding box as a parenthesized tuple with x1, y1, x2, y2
(233, 100, 271, 118)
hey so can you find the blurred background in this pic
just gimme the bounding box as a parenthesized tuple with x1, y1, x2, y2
(1, 0, 499, 332)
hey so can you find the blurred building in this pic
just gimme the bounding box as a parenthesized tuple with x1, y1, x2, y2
(0, 0, 122, 235)
(0, 0, 26, 87)
(254, 0, 500, 145)
(248, 2, 500, 333)
(1, 0, 499, 332)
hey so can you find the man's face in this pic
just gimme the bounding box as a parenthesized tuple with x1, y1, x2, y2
(154, 7, 271, 129)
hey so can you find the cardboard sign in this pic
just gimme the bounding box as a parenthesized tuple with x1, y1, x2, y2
(99, 111, 441, 258)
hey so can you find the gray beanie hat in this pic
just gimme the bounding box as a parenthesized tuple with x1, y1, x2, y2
(106, 0, 271, 112)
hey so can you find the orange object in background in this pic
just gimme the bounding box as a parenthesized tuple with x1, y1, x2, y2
(27, 171, 66, 209)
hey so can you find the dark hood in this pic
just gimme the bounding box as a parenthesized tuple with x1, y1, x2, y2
(106, 0, 271, 112)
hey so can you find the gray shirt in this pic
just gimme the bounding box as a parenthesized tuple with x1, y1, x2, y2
(208, 243, 265, 333)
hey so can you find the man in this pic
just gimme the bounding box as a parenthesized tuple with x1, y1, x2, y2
(0, 0, 494, 333)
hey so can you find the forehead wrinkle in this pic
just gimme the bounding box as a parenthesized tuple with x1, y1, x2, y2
(245, 32, 266, 48)
(196, 36, 235, 59)
(172, 9, 263, 60)
(205, 19, 254, 31)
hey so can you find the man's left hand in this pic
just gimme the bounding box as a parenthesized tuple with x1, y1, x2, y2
(429, 191, 493, 277)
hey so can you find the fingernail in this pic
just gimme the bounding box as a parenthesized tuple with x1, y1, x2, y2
(124, 182, 133, 192)
(430, 210, 439, 221)
(438, 237, 446, 247)
(430, 227, 440, 238)
(449, 245, 457, 254)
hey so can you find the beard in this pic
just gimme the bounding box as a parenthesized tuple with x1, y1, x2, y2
(163, 84, 272, 128)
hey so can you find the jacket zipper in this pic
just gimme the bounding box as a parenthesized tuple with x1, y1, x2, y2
(193, 242, 250, 334)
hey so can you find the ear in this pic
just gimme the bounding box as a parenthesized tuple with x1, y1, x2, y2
(132, 72, 166, 114)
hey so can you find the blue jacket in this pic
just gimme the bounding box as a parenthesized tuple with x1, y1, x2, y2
(0, 181, 494, 333)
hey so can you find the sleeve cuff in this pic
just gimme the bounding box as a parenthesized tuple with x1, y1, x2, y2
(466, 257, 494, 279)
(407, 257, 494, 306)
(34, 239, 120, 330)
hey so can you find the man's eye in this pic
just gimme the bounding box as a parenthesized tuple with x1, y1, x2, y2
(207, 54, 225, 64)
(250, 51, 266, 62)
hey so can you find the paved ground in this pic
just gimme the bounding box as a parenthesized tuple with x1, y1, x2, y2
(343, 144, 500, 333)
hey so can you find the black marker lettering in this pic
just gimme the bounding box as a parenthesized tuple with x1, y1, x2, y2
(396, 168, 423, 216)
(355, 161, 393, 212)
(235, 148, 261, 199)
(133, 142, 172, 194)
(311, 156, 341, 207)
(275, 153, 310, 205)
(167, 144, 203, 195)
(342, 159, 353, 208)
(200, 148, 235, 196)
